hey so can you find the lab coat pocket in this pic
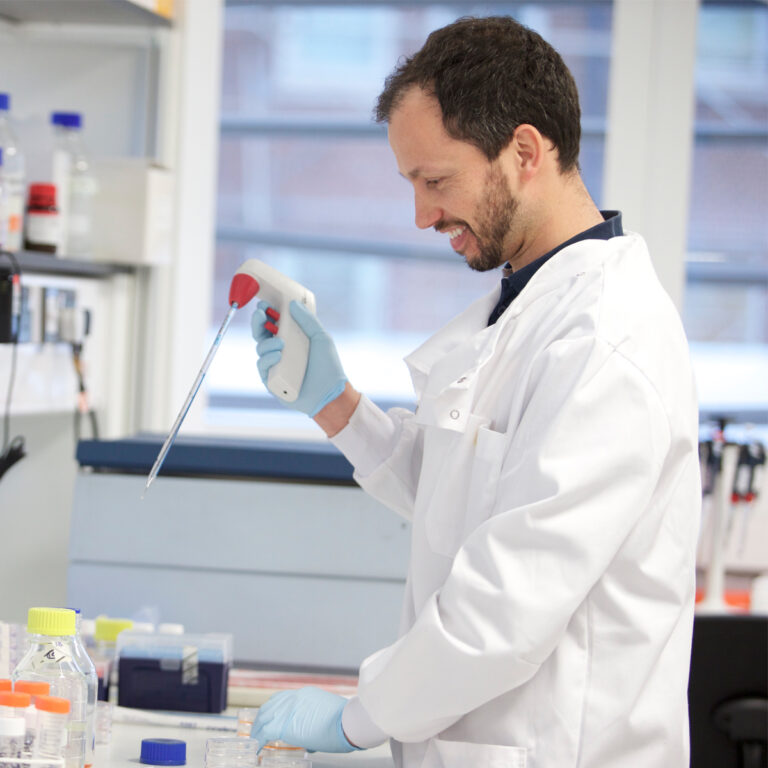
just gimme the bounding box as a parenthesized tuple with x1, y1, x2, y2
(422, 414, 491, 557)
(422, 738, 527, 768)
(462, 425, 507, 540)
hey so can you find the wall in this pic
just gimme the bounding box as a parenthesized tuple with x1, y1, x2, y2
(0, 412, 79, 622)
(0, 16, 167, 619)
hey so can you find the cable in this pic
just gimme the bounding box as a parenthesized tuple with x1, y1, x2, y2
(0, 248, 26, 480)
(71, 337, 99, 442)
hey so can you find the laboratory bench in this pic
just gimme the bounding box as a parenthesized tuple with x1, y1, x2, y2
(70, 435, 411, 671)
(100, 719, 393, 767)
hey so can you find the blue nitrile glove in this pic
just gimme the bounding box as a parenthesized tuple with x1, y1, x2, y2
(251, 300, 347, 417)
(251, 687, 357, 753)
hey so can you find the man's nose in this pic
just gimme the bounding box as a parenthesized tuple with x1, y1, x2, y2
(414, 189, 442, 230)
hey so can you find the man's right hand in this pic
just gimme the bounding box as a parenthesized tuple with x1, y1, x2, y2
(252, 299, 348, 418)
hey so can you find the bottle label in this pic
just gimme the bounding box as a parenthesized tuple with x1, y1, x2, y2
(26, 211, 61, 249)
(3, 192, 24, 251)
(29, 646, 70, 668)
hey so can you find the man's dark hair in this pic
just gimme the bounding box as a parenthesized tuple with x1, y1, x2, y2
(375, 16, 582, 173)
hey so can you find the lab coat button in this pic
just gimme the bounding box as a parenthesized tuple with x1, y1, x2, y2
(450, 409, 460, 420)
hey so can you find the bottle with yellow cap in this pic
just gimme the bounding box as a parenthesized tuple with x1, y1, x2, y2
(11, 608, 90, 768)
(92, 617, 133, 705)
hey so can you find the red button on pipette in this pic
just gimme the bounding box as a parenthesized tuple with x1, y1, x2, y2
(266, 307, 280, 321)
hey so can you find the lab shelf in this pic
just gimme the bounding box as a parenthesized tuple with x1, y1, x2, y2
(10, 250, 135, 279)
(0, 0, 171, 27)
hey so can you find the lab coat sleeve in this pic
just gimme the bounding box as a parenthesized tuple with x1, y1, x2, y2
(355, 337, 677, 742)
(331, 393, 423, 521)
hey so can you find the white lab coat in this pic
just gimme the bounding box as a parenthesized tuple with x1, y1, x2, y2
(332, 232, 701, 768)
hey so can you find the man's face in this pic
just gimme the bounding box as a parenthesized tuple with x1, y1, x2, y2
(388, 87, 522, 272)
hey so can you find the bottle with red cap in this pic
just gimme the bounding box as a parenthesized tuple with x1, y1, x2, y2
(24, 183, 61, 253)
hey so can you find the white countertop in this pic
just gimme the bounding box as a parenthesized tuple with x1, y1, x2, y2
(99, 720, 394, 767)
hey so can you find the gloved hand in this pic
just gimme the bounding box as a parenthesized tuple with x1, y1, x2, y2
(252, 300, 347, 417)
(251, 687, 358, 753)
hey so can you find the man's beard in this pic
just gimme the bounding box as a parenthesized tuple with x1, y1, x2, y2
(436, 163, 519, 273)
(468, 163, 519, 272)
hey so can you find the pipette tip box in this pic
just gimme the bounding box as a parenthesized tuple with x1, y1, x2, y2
(116, 632, 232, 713)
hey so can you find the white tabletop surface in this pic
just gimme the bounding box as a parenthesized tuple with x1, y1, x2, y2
(99, 720, 394, 767)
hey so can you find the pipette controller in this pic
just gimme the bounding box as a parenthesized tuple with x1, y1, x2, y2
(144, 260, 316, 493)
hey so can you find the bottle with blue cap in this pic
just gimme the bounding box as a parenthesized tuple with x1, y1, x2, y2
(51, 112, 96, 258)
(140, 738, 186, 766)
(0, 93, 26, 252)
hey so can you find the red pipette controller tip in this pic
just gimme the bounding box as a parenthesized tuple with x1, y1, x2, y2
(229, 273, 260, 308)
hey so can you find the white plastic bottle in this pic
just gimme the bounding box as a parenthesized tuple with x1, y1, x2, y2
(50, 112, 96, 258)
(0, 715, 25, 759)
(14, 680, 51, 756)
(0, 94, 26, 252)
(12, 608, 89, 768)
(69, 611, 97, 768)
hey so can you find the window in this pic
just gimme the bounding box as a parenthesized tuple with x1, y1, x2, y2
(683, 3, 768, 416)
(207, 2, 614, 435)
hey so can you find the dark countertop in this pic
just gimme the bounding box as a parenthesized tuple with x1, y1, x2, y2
(76, 434, 355, 484)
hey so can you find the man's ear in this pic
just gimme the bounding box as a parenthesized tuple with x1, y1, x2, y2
(508, 123, 547, 180)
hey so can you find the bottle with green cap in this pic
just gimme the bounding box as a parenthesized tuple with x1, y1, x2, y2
(11, 607, 90, 768)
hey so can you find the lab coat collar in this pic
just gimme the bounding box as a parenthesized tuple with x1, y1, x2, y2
(404, 233, 644, 427)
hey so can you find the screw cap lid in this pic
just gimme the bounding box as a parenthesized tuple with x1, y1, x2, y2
(140, 738, 186, 766)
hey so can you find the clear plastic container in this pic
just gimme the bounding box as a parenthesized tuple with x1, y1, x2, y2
(68, 613, 96, 768)
(12, 609, 88, 768)
(204, 737, 258, 767)
(15, 682, 50, 757)
(236, 708, 257, 738)
(258, 741, 308, 766)
(50, 112, 96, 258)
(0, 93, 26, 251)
(0, 716, 24, 759)
(33, 696, 70, 761)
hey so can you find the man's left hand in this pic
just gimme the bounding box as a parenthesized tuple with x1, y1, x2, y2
(251, 687, 358, 753)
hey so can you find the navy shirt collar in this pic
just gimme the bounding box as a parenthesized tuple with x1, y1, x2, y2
(487, 210, 623, 326)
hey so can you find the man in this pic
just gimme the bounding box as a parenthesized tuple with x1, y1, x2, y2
(251, 16, 701, 768)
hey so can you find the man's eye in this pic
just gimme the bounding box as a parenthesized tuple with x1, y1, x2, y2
(425, 178, 441, 189)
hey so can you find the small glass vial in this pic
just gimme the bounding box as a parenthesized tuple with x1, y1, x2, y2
(15, 680, 50, 756)
(204, 736, 258, 767)
(236, 708, 257, 738)
(24, 183, 61, 254)
(34, 694, 70, 759)
(94, 701, 113, 745)
(0, 715, 25, 759)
